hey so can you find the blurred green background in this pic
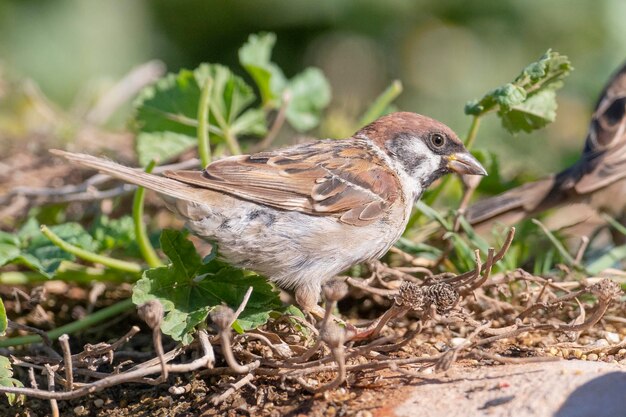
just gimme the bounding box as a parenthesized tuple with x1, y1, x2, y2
(1, 0, 626, 177)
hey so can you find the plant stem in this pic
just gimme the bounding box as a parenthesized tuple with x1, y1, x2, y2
(358, 80, 403, 126)
(0, 264, 136, 285)
(223, 127, 242, 155)
(40, 226, 143, 274)
(0, 298, 135, 347)
(463, 115, 482, 150)
(197, 76, 213, 167)
(210, 102, 242, 155)
(133, 160, 162, 269)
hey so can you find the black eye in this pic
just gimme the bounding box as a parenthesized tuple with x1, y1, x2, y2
(430, 133, 446, 148)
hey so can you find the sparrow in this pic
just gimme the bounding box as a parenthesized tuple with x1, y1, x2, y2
(52, 112, 486, 316)
(466, 61, 626, 231)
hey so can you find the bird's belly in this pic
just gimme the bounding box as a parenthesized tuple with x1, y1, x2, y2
(184, 200, 403, 290)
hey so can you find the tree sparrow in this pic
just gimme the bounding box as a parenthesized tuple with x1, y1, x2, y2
(52, 112, 486, 315)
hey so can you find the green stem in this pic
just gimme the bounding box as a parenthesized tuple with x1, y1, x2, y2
(223, 126, 242, 155)
(197, 76, 213, 167)
(133, 160, 162, 269)
(40, 226, 143, 274)
(210, 102, 242, 155)
(0, 263, 136, 285)
(358, 80, 403, 126)
(463, 115, 482, 150)
(0, 298, 134, 347)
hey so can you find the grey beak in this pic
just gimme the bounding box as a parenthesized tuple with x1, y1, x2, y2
(447, 152, 487, 176)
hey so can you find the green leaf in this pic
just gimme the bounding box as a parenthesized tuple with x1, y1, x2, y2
(465, 50, 572, 134)
(0, 231, 20, 266)
(0, 298, 7, 336)
(238, 32, 331, 132)
(133, 64, 266, 165)
(135, 132, 198, 167)
(90, 215, 137, 251)
(22, 223, 97, 277)
(285, 68, 331, 132)
(132, 230, 281, 344)
(1, 221, 98, 278)
(500, 89, 557, 133)
(0, 356, 25, 406)
(238, 32, 287, 106)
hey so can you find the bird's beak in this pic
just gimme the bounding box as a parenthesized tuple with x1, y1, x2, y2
(447, 152, 487, 176)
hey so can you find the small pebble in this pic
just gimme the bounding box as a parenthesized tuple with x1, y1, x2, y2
(573, 349, 583, 359)
(450, 337, 467, 348)
(605, 332, 620, 344)
(587, 353, 599, 361)
(93, 399, 104, 408)
(548, 347, 558, 356)
(169, 385, 186, 395)
(421, 367, 434, 375)
(581, 355, 587, 361)
(356, 411, 373, 417)
(617, 349, 626, 357)
(73, 406, 86, 416)
(590, 339, 609, 348)
(561, 348, 570, 358)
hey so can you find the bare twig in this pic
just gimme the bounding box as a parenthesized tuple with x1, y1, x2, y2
(251, 90, 291, 152)
(138, 301, 167, 382)
(574, 236, 590, 266)
(86, 61, 166, 124)
(58, 335, 73, 390)
(0, 158, 200, 205)
(6, 321, 53, 346)
(443, 227, 516, 285)
(211, 301, 260, 374)
(230, 287, 253, 328)
(211, 373, 255, 405)
(44, 364, 59, 417)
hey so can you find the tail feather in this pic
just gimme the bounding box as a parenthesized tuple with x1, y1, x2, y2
(50, 149, 210, 205)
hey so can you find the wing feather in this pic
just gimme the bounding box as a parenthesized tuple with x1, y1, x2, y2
(164, 140, 401, 226)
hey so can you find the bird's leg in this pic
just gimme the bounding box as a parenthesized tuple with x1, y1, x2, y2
(295, 285, 328, 320)
(295, 285, 357, 337)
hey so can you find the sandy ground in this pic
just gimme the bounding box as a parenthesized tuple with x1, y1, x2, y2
(384, 360, 625, 417)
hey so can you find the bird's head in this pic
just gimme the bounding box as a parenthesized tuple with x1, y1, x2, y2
(358, 112, 487, 194)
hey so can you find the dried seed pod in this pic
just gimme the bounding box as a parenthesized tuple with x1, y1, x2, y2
(423, 283, 459, 314)
(323, 280, 349, 302)
(138, 300, 164, 329)
(395, 281, 425, 310)
(589, 279, 622, 302)
(210, 305, 235, 330)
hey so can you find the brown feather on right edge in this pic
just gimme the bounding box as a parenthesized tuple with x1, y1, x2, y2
(467, 60, 626, 227)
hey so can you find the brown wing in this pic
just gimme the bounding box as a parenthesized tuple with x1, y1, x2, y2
(164, 140, 401, 226)
(576, 61, 626, 194)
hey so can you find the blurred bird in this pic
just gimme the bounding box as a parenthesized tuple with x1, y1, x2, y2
(466, 61, 626, 231)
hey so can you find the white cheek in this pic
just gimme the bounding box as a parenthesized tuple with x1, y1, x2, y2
(400, 141, 442, 199)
